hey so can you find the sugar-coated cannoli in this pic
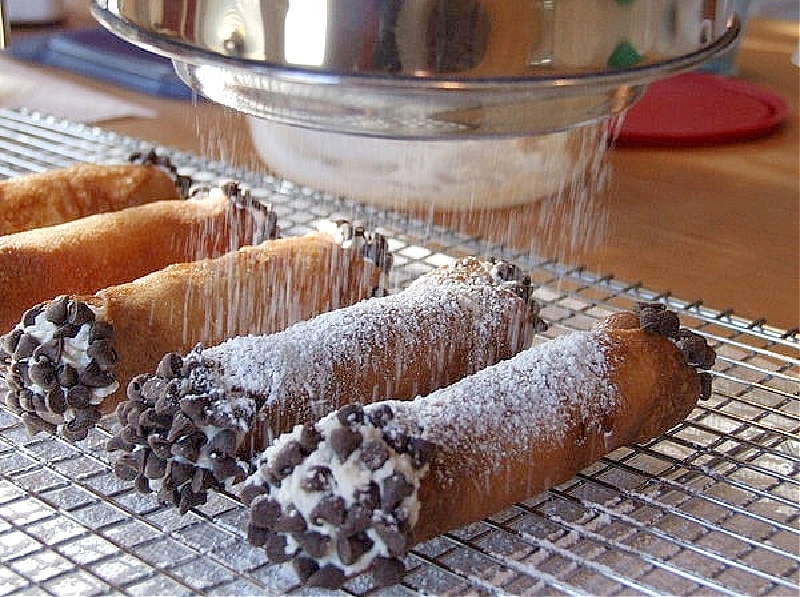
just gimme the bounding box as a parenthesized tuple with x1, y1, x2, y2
(0, 182, 274, 331)
(241, 304, 715, 588)
(0, 225, 388, 441)
(0, 150, 189, 236)
(107, 257, 544, 513)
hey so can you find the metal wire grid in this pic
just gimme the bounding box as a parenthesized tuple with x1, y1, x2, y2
(0, 108, 797, 596)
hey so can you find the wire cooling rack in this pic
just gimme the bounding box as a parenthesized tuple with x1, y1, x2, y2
(0, 108, 798, 597)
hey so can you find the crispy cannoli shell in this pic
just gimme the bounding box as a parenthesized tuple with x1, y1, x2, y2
(0, 195, 265, 330)
(0, 163, 179, 236)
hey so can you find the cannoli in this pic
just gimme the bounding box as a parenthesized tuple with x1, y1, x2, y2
(0, 150, 189, 236)
(241, 304, 715, 588)
(0, 225, 389, 441)
(107, 257, 544, 513)
(0, 182, 274, 331)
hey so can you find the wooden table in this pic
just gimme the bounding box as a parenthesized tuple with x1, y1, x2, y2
(11, 9, 800, 331)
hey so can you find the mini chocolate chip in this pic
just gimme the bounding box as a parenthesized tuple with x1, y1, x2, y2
(206, 429, 237, 457)
(1, 328, 22, 355)
(22, 304, 44, 327)
(342, 503, 373, 535)
(360, 439, 389, 470)
(44, 388, 66, 415)
(63, 421, 90, 442)
(239, 481, 269, 506)
(675, 332, 715, 369)
(639, 307, 677, 337)
(170, 432, 206, 462)
(298, 422, 322, 454)
(32, 338, 62, 363)
(106, 435, 131, 453)
(330, 426, 363, 462)
(264, 532, 294, 563)
(407, 437, 435, 468)
(54, 324, 81, 339)
(337, 403, 364, 426)
(306, 564, 345, 589)
(367, 404, 394, 428)
(179, 394, 208, 418)
(67, 300, 95, 326)
(17, 387, 36, 412)
(155, 388, 180, 415)
(87, 339, 117, 369)
(269, 440, 305, 481)
(383, 429, 408, 454)
(21, 411, 56, 436)
(299, 465, 331, 492)
(381, 473, 413, 511)
(309, 495, 346, 526)
(119, 424, 145, 446)
(211, 455, 243, 482)
(177, 485, 206, 514)
(65, 385, 91, 409)
(80, 360, 114, 388)
(139, 407, 172, 430)
(274, 508, 307, 533)
(163, 460, 194, 488)
(135, 473, 152, 494)
(14, 334, 39, 360)
(144, 452, 167, 479)
(191, 467, 215, 494)
(294, 531, 331, 559)
(28, 359, 57, 391)
(374, 521, 408, 557)
(168, 411, 196, 442)
(156, 352, 183, 379)
(371, 557, 406, 587)
(113, 454, 140, 481)
(157, 486, 179, 508)
(293, 557, 320, 583)
(147, 434, 172, 459)
(354, 482, 380, 510)
(336, 531, 373, 566)
(247, 523, 269, 547)
(126, 374, 149, 402)
(88, 320, 114, 342)
(56, 364, 79, 388)
(699, 372, 713, 400)
(125, 403, 144, 427)
(251, 496, 281, 530)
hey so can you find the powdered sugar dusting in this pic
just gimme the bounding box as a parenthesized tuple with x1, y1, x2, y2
(201, 258, 530, 413)
(386, 329, 616, 486)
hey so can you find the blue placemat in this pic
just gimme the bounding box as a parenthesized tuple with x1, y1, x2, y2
(8, 27, 192, 100)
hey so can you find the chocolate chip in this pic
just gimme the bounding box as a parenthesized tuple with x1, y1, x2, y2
(309, 495, 346, 526)
(337, 404, 364, 426)
(191, 467, 215, 494)
(251, 496, 281, 530)
(640, 307, 680, 337)
(66, 300, 94, 327)
(360, 439, 389, 470)
(299, 465, 331, 492)
(56, 364, 79, 388)
(371, 557, 406, 587)
(179, 394, 208, 418)
(298, 422, 322, 454)
(44, 297, 69, 325)
(156, 352, 183, 379)
(88, 320, 114, 342)
(126, 374, 149, 402)
(163, 460, 194, 489)
(123, 403, 143, 427)
(106, 435, 131, 453)
(264, 532, 294, 563)
(167, 411, 196, 442)
(274, 508, 307, 533)
(354, 482, 380, 510)
(1, 328, 22, 355)
(113, 454, 140, 481)
(211, 455, 244, 483)
(177, 485, 206, 514)
(699, 372, 713, 400)
(294, 531, 331, 559)
(21, 411, 56, 436)
(54, 324, 80, 339)
(293, 557, 320, 583)
(80, 360, 114, 388)
(155, 388, 180, 415)
(87, 339, 117, 369)
(65, 406, 100, 435)
(407, 437, 435, 468)
(330, 426, 363, 462)
(14, 333, 39, 360)
(29, 359, 57, 391)
(367, 404, 394, 428)
(63, 420, 90, 442)
(65, 385, 91, 409)
(342, 503, 373, 535)
(239, 481, 269, 506)
(139, 407, 172, 430)
(269, 440, 305, 481)
(336, 531, 373, 566)
(119, 424, 145, 446)
(247, 523, 269, 547)
(383, 429, 408, 454)
(381, 473, 413, 511)
(144, 452, 168, 479)
(170, 432, 206, 462)
(32, 338, 62, 363)
(44, 388, 66, 415)
(675, 331, 716, 369)
(206, 429, 237, 457)
(22, 304, 44, 327)
(306, 564, 345, 589)
(17, 387, 36, 412)
(374, 521, 408, 557)
(4, 390, 22, 414)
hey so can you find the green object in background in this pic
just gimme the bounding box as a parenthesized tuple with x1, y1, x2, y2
(615, 0, 637, 5)
(608, 40, 643, 69)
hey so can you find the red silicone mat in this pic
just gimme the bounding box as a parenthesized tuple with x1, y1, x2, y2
(615, 72, 788, 147)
